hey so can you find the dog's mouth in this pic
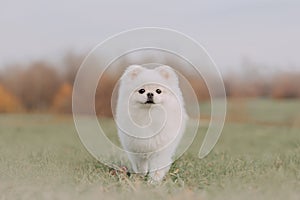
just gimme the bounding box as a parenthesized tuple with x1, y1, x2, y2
(145, 100, 155, 104)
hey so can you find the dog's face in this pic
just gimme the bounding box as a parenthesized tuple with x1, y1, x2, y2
(131, 83, 166, 105)
(120, 65, 179, 106)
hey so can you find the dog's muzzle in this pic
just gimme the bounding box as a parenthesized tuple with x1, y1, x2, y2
(145, 92, 155, 104)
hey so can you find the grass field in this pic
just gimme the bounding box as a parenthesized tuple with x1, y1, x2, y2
(0, 99, 299, 199)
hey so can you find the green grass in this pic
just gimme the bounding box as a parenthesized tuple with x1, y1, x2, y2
(0, 99, 300, 199)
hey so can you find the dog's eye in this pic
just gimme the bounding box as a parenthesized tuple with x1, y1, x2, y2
(156, 89, 162, 94)
(138, 89, 145, 94)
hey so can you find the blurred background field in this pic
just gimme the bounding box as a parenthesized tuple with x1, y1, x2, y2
(1, 0, 300, 199)
(0, 99, 299, 199)
(0, 65, 299, 200)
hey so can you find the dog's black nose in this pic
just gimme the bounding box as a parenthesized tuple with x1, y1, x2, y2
(147, 93, 154, 98)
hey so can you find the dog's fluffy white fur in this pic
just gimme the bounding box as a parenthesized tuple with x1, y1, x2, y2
(116, 65, 187, 182)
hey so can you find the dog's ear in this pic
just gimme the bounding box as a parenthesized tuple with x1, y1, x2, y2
(155, 65, 179, 84)
(123, 65, 144, 80)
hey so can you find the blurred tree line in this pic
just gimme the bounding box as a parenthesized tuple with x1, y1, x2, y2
(0, 52, 299, 116)
(0, 52, 82, 114)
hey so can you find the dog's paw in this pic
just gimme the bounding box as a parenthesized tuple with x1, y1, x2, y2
(148, 170, 166, 184)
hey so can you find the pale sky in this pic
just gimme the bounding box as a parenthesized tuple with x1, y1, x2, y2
(1, 0, 300, 72)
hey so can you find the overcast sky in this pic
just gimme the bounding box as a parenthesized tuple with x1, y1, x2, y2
(1, 0, 299, 72)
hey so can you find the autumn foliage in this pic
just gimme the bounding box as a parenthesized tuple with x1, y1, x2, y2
(52, 83, 73, 113)
(0, 84, 23, 113)
(0, 53, 299, 115)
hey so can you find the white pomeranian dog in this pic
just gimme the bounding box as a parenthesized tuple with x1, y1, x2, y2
(116, 65, 187, 182)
